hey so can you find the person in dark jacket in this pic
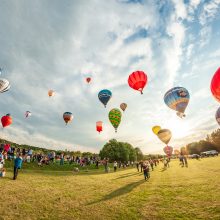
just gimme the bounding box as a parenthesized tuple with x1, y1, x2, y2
(13, 153, 23, 180)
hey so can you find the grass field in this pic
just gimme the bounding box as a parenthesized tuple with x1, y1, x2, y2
(0, 157, 220, 220)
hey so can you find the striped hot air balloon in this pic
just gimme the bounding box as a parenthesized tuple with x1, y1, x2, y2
(157, 129, 172, 145)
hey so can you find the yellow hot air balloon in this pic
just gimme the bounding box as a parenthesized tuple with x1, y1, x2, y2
(152, 126, 161, 135)
(157, 129, 172, 145)
(48, 90, 55, 97)
(120, 103, 127, 112)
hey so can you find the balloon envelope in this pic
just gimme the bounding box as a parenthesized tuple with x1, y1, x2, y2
(216, 107, 220, 125)
(63, 112, 73, 124)
(211, 68, 220, 102)
(152, 126, 161, 135)
(86, 77, 91, 83)
(120, 103, 127, 112)
(25, 111, 31, 118)
(98, 89, 112, 107)
(157, 129, 172, 145)
(48, 90, 55, 97)
(163, 146, 173, 156)
(164, 87, 190, 118)
(109, 108, 122, 132)
(0, 78, 10, 93)
(96, 121, 103, 133)
(1, 114, 12, 128)
(128, 71, 147, 94)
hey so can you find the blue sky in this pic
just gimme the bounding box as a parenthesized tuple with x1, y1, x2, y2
(0, 0, 219, 153)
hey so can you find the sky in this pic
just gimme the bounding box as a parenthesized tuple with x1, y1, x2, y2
(0, 0, 220, 154)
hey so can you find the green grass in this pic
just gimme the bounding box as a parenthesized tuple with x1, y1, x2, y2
(0, 157, 220, 220)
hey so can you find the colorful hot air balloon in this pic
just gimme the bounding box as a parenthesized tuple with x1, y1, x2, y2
(63, 112, 73, 125)
(1, 113, 12, 128)
(163, 146, 173, 157)
(128, 71, 147, 94)
(164, 87, 190, 118)
(215, 107, 220, 125)
(211, 67, 220, 102)
(48, 90, 55, 97)
(109, 108, 122, 132)
(152, 126, 161, 135)
(86, 77, 91, 83)
(157, 129, 172, 145)
(0, 78, 10, 93)
(25, 111, 32, 118)
(98, 89, 112, 108)
(96, 121, 103, 133)
(120, 103, 127, 112)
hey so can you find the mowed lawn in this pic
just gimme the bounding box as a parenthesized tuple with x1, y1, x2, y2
(0, 158, 220, 220)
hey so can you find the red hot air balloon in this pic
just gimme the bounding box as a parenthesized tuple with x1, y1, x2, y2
(163, 146, 173, 157)
(86, 77, 91, 84)
(128, 71, 147, 94)
(1, 113, 12, 128)
(211, 67, 220, 102)
(96, 121, 103, 133)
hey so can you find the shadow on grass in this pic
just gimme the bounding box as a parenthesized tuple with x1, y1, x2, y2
(87, 179, 145, 205)
(113, 172, 140, 180)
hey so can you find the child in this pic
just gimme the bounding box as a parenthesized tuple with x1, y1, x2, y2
(0, 168, 6, 177)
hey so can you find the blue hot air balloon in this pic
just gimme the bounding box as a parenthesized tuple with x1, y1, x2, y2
(98, 89, 112, 108)
(164, 87, 190, 118)
(216, 107, 220, 126)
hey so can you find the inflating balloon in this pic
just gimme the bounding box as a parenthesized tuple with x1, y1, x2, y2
(157, 129, 172, 145)
(63, 112, 73, 125)
(128, 71, 147, 94)
(86, 77, 91, 83)
(152, 126, 161, 135)
(1, 114, 12, 128)
(96, 121, 103, 133)
(163, 146, 173, 156)
(25, 111, 31, 118)
(109, 108, 122, 132)
(215, 107, 220, 125)
(0, 78, 10, 93)
(164, 87, 190, 118)
(211, 67, 220, 102)
(98, 89, 112, 108)
(48, 90, 55, 97)
(120, 103, 127, 112)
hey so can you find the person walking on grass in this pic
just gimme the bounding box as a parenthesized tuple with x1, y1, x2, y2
(136, 161, 139, 172)
(143, 162, 150, 181)
(113, 161, 117, 172)
(13, 153, 23, 180)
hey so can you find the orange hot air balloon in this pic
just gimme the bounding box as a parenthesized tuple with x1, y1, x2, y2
(210, 67, 220, 102)
(1, 113, 12, 128)
(96, 121, 103, 133)
(63, 112, 73, 125)
(86, 77, 91, 83)
(120, 103, 127, 112)
(48, 90, 55, 97)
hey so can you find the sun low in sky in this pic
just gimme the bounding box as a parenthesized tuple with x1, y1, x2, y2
(0, 0, 219, 154)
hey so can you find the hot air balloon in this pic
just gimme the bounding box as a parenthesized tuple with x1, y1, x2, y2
(63, 112, 73, 125)
(152, 126, 161, 135)
(48, 90, 55, 97)
(96, 121, 103, 133)
(128, 71, 147, 94)
(174, 149, 180, 155)
(109, 108, 122, 132)
(157, 129, 172, 145)
(120, 103, 127, 112)
(211, 67, 220, 102)
(163, 146, 173, 156)
(0, 78, 10, 93)
(25, 111, 32, 118)
(164, 87, 190, 118)
(1, 114, 12, 128)
(98, 89, 112, 108)
(216, 107, 220, 125)
(86, 77, 91, 83)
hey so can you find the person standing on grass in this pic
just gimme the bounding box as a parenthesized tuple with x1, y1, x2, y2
(60, 153, 64, 165)
(136, 161, 139, 172)
(13, 153, 23, 180)
(140, 160, 143, 172)
(143, 162, 150, 181)
(150, 159, 154, 171)
(113, 161, 117, 172)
